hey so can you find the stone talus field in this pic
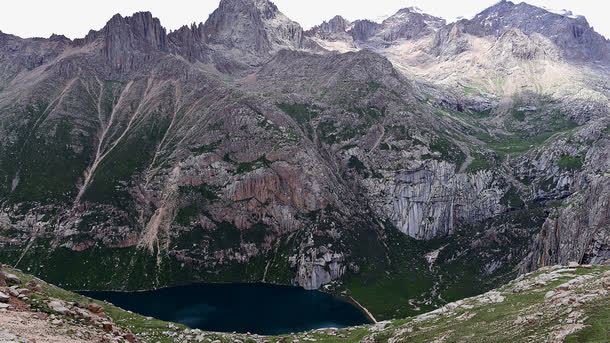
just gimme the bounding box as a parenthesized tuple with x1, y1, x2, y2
(0, 0, 608, 323)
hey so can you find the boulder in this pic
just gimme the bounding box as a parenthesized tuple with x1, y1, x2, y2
(2, 273, 21, 286)
(102, 322, 113, 333)
(26, 280, 42, 292)
(87, 303, 104, 314)
(74, 307, 95, 321)
(48, 300, 70, 315)
(123, 333, 138, 343)
(16, 288, 31, 296)
(0, 291, 9, 303)
(602, 277, 610, 290)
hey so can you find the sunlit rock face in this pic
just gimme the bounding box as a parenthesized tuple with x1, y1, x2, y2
(391, 162, 503, 240)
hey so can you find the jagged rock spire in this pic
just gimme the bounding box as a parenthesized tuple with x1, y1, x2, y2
(203, 0, 304, 54)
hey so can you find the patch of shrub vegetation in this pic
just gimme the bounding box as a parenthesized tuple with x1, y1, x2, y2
(501, 187, 524, 208)
(466, 153, 492, 173)
(242, 223, 270, 244)
(278, 103, 319, 124)
(348, 155, 368, 176)
(512, 108, 527, 121)
(190, 141, 221, 154)
(352, 106, 385, 121)
(317, 120, 366, 144)
(556, 154, 583, 171)
(236, 156, 271, 174)
(429, 137, 466, 167)
(367, 81, 382, 92)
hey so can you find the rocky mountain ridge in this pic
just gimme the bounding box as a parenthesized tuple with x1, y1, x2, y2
(0, 0, 608, 321)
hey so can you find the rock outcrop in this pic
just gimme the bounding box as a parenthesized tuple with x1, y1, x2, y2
(81, 12, 168, 74)
(168, 23, 209, 63)
(305, 16, 351, 39)
(522, 175, 610, 270)
(204, 0, 304, 55)
(390, 162, 503, 240)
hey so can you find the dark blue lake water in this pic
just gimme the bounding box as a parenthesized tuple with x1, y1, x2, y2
(81, 283, 371, 335)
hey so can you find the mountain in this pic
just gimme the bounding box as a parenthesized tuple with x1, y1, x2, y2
(462, 0, 610, 62)
(305, 15, 351, 39)
(376, 7, 445, 42)
(306, 7, 445, 48)
(206, 0, 304, 52)
(0, 0, 608, 323)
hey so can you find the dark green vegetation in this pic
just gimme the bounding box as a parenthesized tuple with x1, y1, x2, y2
(278, 103, 319, 124)
(429, 137, 466, 167)
(340, 204, 546, 320)
(236, 156, 272, 173)
(477, 122, 577, 157)
(0, 238, 293, 290)
(83, 113, 170, 206)
(556, 154, 583, 171)
(2, 102, 93, 203)
(343, 228, 436, 320)
(501, 187, 525, 208)
(465, 153, 493, 173)
(175, 184, 220, 225)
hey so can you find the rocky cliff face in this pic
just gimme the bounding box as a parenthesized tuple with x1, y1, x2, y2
(0, 0, 608, 319)
(204, 0, 304, 55)
(305, 16, 351, 39)
(0, 32, 68, 86)
(389, 162, 504, 240)
(80, 12, 168, 74)
(167, 23, 209, 63)
(462, 0, 609, 62)
(519, 119, 610, 271)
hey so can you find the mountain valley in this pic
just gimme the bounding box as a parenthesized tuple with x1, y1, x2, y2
(0, 0, 608, 333)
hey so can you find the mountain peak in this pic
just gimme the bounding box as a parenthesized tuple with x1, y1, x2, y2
(81, 11, 168, 72)
(464, 1, 608, 62)
(378, 6, 445, 42)
(395, 6, 425, 15)
(349, 20, 382, 42)
(305, 16, 351, 38)
(204, 0, 303, 54)
(88, 11, 167, 49)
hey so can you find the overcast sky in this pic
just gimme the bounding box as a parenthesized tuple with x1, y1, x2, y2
(1, 0, 608, 39)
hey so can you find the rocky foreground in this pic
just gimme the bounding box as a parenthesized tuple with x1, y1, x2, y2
(0, 263, 608, 342)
